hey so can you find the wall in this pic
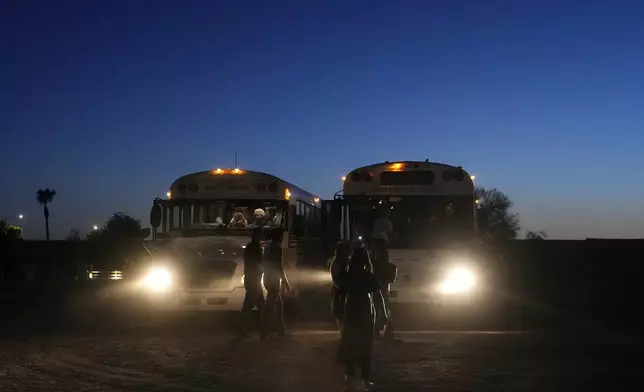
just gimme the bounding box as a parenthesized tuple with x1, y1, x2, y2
(493, 239, 644, 333)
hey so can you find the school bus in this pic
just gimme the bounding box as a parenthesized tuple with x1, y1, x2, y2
(142, 168, 323, 311)
(330, 160, 483, 305)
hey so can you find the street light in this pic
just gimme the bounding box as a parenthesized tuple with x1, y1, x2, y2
(92, 225, 99, 231)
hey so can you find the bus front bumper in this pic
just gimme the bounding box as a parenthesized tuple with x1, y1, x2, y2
(141, 287, 247, 312)
(388, 283, 483, 308)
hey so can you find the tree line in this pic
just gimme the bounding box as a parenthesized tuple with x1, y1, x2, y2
(0, 186, 548, 242)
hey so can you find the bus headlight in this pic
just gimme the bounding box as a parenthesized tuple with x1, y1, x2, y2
(436, 266, 476, 295)
(141, 267, 173, 293)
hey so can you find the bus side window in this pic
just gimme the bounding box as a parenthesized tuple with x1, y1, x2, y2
(306, 202, 322, 237)
(293, 201, 305, 237)
(304, 204, 311, 236)
(287, 204, 295, 236)
(312, 207, 319, 236)
(172, 205, 181, 228)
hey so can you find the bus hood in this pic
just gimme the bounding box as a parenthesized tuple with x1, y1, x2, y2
(168, 236, 250, 289)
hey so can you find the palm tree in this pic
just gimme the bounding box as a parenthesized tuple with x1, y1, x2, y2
(475, 187, 520, 241)
(36, 188, 57, 240)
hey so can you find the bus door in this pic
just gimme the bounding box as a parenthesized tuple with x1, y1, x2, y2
(321, 199, 347, 245)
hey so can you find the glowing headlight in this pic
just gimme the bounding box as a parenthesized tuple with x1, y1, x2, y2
(437, 266, 476, 294)
(142, 267, 173, 292)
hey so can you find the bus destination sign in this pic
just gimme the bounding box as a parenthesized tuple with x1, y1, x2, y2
(375, 186, 440, 194)
(204, 179, 250, 191)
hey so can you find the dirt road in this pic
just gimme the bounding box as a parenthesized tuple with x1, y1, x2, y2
(1, 331, 641, 392)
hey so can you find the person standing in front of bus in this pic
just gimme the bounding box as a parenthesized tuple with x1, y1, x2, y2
(240, 227, 265, 337)
(372, 237, 396, 341)
(260, 228, 291, 339)
(372, 206, 393, 243)
(336, 247, 387, 391)
(329, 241, 352, 361)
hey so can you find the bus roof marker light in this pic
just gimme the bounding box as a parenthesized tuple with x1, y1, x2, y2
(470, 175, 476, 180)
(313, 197, 320, 203)
(390, 163, 404, 170)
(285, 188, 291, 200)
(342, 176, 346, 182)
(166, 191, 171, 199)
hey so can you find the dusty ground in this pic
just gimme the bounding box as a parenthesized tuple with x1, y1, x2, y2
(1, 285, 643, 391)
(1, 330, 642, 392)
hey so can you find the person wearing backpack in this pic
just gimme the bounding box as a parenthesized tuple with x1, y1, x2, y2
(335, 246, 388, 391)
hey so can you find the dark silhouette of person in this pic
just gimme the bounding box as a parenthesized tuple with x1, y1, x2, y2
(240, 227, 265, 336)
(372, 237, 396, 341)
(260, 228, 291, 339)
(329, 241, 352, 360)
(335, 247, 387, 391)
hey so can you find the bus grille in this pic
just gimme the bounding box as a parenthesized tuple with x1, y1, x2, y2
(184, 260, 237, 289)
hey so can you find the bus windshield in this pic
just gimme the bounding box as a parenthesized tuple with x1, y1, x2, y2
(196, 199, 287, 229)
(350, 195, 475, 249)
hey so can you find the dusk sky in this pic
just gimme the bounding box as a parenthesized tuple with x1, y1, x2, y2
(2, 0, 643, 240)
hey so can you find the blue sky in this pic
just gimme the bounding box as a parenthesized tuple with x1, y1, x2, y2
(1, 0, 643, 239)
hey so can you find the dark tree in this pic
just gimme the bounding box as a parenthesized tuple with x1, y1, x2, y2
(36, 188, 57, 240)
(67, 228, 81, 241)
(0, 221, 24, 241)
(525, 230, 547, 240)
(103, 213, 143, 240)
(85, 213, 148, 270)
(475, 187, 520, 241)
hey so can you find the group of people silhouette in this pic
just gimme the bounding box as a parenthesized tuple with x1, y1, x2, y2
(240, 228, 397, 391)
(329, 239, 397, 391)
(240, 227, 291, 339)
